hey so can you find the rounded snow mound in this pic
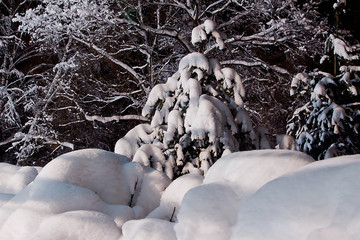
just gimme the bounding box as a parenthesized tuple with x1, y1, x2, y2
(0, 162, 40, 195)
(147, 173, 204, 221)
(204, 149, 314, 195)
(28, 210, 122, 240)
(175, 149, 314, 240)
(231, 154, 360, 240)
(122, 218, 177, 240)
(0, 149, 171, 240)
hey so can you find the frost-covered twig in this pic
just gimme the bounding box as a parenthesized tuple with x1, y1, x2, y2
(84, 114, 148, 123)
(0, 133, 74, 150)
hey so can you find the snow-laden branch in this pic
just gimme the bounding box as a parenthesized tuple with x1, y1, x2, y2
(221, 59, 290, 75)
(204, 19, 290, 56)
(68, 97, 147, 124)
(84, 114, 148, 123)
(220, 60, 263, 67)
(0, 133, 74, 150)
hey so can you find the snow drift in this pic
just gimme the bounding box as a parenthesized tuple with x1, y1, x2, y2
(0, 149, 170, 240)
(1, 149, 360, 240)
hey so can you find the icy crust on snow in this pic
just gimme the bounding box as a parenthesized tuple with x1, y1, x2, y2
(231, 154, 360, 240)
(0, 162, 40, 195)
(0, 149, 170, 240)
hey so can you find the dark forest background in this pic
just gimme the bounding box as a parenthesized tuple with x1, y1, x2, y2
(1, 0, 359, 165)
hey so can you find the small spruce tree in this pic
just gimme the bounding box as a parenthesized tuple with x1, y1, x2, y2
(114, 20, 265, 179)
(287, 32, 360, 160)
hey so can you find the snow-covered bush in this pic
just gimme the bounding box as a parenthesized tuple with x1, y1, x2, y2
(287, 32, 360, 160)
(115, 20, 268, 179)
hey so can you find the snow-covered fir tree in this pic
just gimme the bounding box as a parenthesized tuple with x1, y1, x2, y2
(287, 31, 360, 160)
(114, 20, 272, 179)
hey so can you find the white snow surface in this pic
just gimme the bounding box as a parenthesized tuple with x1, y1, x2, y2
(122, 218, 177, 240)
(0, 162, 40, 194)
(147, 173, 204, 221)
(231, 154, 360, 240)
(114, 124, 156, 159)
(0, 149, 170, 240)
(2, 149, 360, 240)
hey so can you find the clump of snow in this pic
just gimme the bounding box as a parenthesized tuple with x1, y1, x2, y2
(251, 125, 272, 149)
(220, 68, 245, 107)
(0, 149, 170, 239)
(163, 110, 184, 149)
(235, 108, 253, 133)
(114, 124, 156, 159)
(333, 0, 346, 10)
(203, 19, 215, 34)
(290, 72, 309, 96)
(231, 154, 360, 240)
(208, 58, 224, 80)
(0, 163, 40, 195)
(191, 95, 237, 143)
(331, 103, 351, 134)
(191, 25, 207, 46)
(327, 34, 359, 61)
(340, 65, 360, 73)
(133, 144, 166, 173)
(312, 77, 337, 105)
(191, 20, 225, 49)
(142, 72, 180, 120)
(178, 52, 209, 73)
(339, 72, 358, 95)
(204, 150, 314, 194)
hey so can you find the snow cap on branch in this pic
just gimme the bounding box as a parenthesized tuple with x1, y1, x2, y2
(191, 20, 225, 50)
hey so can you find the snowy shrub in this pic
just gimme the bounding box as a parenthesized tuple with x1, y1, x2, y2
(287, 33, 360, 160)
(114, 20, 268, 179)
